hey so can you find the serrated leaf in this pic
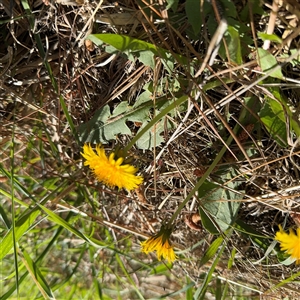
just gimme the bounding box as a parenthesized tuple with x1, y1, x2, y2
(79, 91, 180, 149)
(88, 33, 187, 73)
(133, 89, 152, 108)
(135, 119, 167, 150)
(257, 48, 284, 79)
(78, 104, 131, 144)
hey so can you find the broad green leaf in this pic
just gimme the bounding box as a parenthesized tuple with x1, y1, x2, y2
(199, 204, 220, 235)
(240, 0, 264, 21)
(270, 88, 300, 137)
(257, 48, 284, 79)
(198, 170, 240, 234)
(259, 99, 288, 147)
(219, 0, 237, 18)
(78, 101, 139, 145)
(185, 0, 202, 35)
(225, 25, 243, 65)
(257, 32, 282, 44)
(259, 87, 300, 146)
(210, 21, 244, 65)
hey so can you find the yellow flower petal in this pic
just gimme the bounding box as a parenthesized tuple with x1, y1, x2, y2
(81, 143, 143, 191)
(275, 225, 300, 264)
(141, 225, 177, 263)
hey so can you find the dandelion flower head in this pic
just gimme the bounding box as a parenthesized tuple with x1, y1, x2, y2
(81, 143, 143, 191)
(275, 224, 300, 264)
(141, 225, 177, 263)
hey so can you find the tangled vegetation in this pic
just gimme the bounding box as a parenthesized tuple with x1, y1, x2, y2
(1, 0, 300, 299)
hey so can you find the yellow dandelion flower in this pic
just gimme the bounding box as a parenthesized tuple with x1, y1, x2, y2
(141, 225, 177, 263)
(81, 143, 143, 191)
(275, 225, 300, 264)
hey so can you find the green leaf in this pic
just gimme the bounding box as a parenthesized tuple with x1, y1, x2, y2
(280, 49, 300, 67)
(199, 235, 224, 267)
(270, 88, 300, 137)
(199, 204, 220, 235)
(185, 277, 194, 300)
(257, 32, 282, 44)
(149, 263, 170, 275)
(198, 170, 241, 234)
(21, 249, 55, 299)
(166, 0, 179, 11)
(185, 0, 202, 35)
(219, 0, 237, 18)
(79, 91, 179, 149)
(235, 219, 270, 251)
(257, 48, 284, 79)
(36, 203, 107, 249)
(0, 208, 40, 261)
(115, 254, 145, 299)
(88, 34, 187, 73)
(203, 78, 236, 92)
(136, 118, 172, 149)
(194, 237, 226, 299)
(259, 87, 300, 146)
(259, 98, 288, 147)
(224, 25, 243, 64)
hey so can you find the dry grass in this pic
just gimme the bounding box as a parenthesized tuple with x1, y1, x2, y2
(1, 0, 300, 299)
